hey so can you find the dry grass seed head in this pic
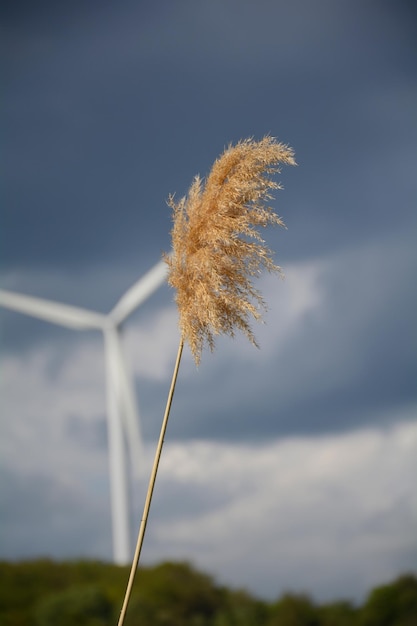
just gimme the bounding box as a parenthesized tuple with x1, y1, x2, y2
(166, 136, 296, 364)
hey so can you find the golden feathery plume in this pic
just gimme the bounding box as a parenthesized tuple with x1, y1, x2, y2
(117, 136, 295, 625)
(166, 136, 296, 363)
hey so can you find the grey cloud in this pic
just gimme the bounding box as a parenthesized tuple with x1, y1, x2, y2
(65, 414, 107, 451)
(139, 480, 232, 525)
(133, 426, 417, 602)
(1, 422, 415, 601)
(0, 466, 112, 560)
(142, 237, 417, 441)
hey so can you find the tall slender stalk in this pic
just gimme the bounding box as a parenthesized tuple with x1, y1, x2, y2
(116, 136, 295, 624)
(117, 338, 184, 626)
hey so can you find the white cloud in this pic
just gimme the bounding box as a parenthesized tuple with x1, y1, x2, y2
(141, 418, 417, 602)
(1, 401, 415, 601)
(0, 336, 107, 480)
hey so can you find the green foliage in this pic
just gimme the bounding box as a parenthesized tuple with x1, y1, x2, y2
(0, 560, 416, 626)
(0, 560, 127, 626)
(317, 601, 358, 626)
(212, 588, 269, 626)
(267, 593, 320, 626)
(359, 574, 417, 626)
(122, 561, 221, 625)
(35, 586, 112, 626)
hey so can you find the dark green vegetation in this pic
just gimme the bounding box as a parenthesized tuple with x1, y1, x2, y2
(0, 560, 416, 626)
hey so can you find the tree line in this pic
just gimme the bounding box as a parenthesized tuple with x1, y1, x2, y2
(0, 559, 416, 625)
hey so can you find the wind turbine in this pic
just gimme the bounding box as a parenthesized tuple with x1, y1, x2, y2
(0, 259, 168, 565)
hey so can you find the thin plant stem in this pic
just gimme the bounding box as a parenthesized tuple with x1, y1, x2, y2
(117, 337, 184, 626)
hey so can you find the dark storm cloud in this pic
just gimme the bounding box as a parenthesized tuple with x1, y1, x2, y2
(2, 0, 415, 276)
(139, 235, 416, 441)
(144, 479, 232, 524)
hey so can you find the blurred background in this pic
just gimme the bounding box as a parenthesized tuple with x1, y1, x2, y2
(1, 0, 416, 604)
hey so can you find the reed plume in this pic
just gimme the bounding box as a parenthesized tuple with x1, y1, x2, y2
(166, 136, 296, 364)
(117, 136, 295, 625)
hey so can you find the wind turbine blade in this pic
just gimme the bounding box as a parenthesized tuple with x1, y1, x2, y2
(0, 289, 106, 330)
(104, 327, 144, 480)
(109, 259, 168, 326)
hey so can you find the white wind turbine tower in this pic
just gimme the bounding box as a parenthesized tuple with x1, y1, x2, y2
(0, 259, 168, 565)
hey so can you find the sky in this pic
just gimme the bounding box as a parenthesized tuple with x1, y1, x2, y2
(1, 0, 416, 604)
